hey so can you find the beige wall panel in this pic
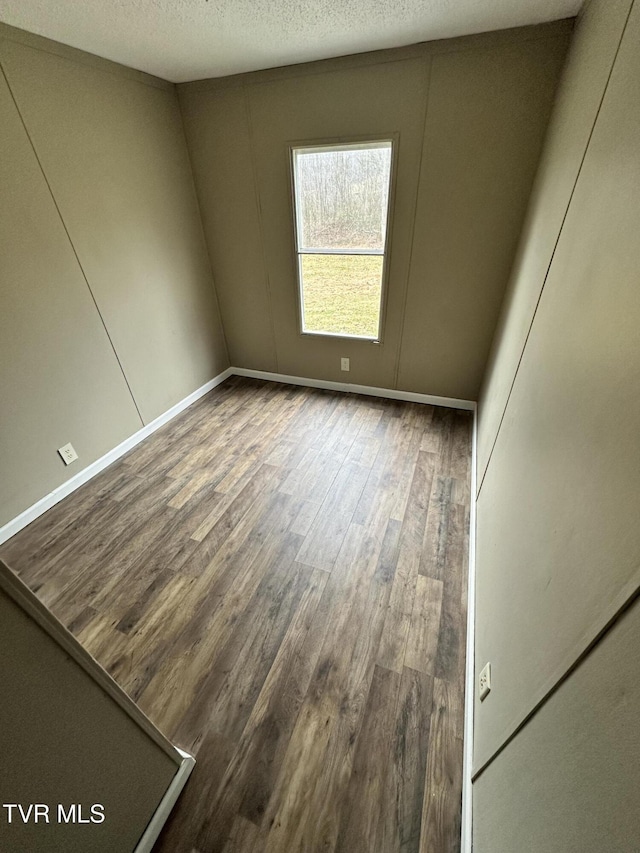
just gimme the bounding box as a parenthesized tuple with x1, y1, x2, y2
(0, 40, 227, 424)
(247, 58, 429, 387)
(0, 70, 140, 528)
(0, 585, 177, 852)
(477, 0, 633, 482)
(474, 596, 640, 853)
(398, 33, 570, 401)
(178, 83, 277, 370)
(473, 0, 640, 771)
(181, 28, 569, 396)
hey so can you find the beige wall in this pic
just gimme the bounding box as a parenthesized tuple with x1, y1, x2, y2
(179, 23, 571, 400)
(477, 0, 634, 481)
(0, 26, 228, 529)
(474, 593, 640, 853)
(0, 565, 178, 851)
(473, 0, 639, 848)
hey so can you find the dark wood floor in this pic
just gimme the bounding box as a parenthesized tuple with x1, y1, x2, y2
(0, 376, 471, 853)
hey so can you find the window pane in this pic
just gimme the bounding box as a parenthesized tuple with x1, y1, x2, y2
(300, 254, 383, 338)
(295, 144, 392, 251)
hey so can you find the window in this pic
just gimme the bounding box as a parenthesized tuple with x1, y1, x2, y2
(291, 140, 393, 340)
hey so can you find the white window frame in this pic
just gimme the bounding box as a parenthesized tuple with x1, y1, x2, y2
(290, 137, 396, 342)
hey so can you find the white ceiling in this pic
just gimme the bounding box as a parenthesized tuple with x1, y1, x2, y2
(0, 0, 582, 84)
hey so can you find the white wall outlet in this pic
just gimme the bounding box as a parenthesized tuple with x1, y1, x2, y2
(341, 357, 350, 371)
(58, 442, 78, 466)
(479, 662, 492, 701)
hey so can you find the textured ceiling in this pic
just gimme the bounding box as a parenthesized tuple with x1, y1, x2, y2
(0, 0, 582, 83)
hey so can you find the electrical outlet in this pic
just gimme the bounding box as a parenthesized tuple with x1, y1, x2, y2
(341, 357, 350, 372)
(479, 662, 492, 701)
(58, 442, 78, 466)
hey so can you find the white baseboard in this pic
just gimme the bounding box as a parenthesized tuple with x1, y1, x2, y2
(460, 406, 477, 853)
(0, 364, 475, 547)
(231, 367, 476, 411)
(134, 748, 196, 853)
(0, 367, 234, 545)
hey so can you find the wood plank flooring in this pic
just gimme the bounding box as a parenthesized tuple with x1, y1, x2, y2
(0, 376, 472, 853)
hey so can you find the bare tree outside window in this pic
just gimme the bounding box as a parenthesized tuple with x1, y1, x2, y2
(292, 141, 393, 339)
